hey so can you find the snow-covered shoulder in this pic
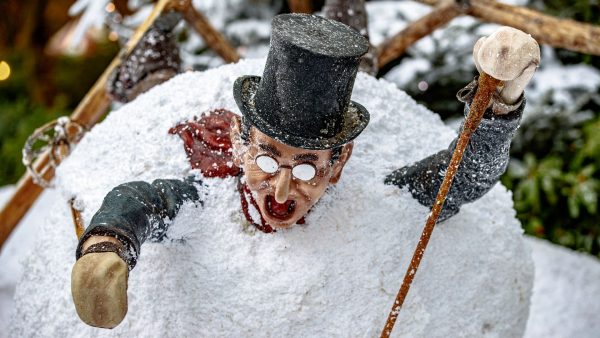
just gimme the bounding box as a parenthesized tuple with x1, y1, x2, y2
(11, 59, 533, 337)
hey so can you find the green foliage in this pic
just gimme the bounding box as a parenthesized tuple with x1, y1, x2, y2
(502, 114, 600, 257)
(0, 98, 69, 186)
(0, 42, 116, 186)
(497, 0, 600, 257)
(534, 0, 600, 25)
(53, 42, 119, 107)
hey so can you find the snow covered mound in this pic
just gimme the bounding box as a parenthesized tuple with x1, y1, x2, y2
(10, 59, 533, 337)
(524, 237, 600, 337)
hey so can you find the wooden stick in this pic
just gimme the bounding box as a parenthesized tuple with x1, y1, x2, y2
(287, 0, 313, 14)
(323, 0, 377, 75)
(378, 0, 464, 69)
(180, 1, 240, 63)
(323, 0, 369, 37)
(379, 73, 502, 338)
(416, 0, 600, 56)
(0, 0, 174, 249)
(69, 198, 85, 239)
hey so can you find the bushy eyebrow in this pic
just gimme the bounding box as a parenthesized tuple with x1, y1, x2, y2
(293, 153, 319, 161)
(258, 143, 281, 157)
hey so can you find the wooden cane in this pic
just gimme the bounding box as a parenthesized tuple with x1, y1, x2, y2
(379, 73, 502, 338)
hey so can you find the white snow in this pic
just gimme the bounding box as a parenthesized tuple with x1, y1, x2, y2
(524, 237, 600, 337)
(8, 60, 533, 337)
(0, 187, 62, 338)
(526, 47, 600, 112)
(68, 0, 111, 46)
(384, 58, 431, 88)
(2, 1, 597, 336)
(367, 1, 431, 46)
(4, 192, 600, 338)
(369, 1, 600, 128)
(1, 60, 599, 337)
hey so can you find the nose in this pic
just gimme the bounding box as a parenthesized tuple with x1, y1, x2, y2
(274, 167, 292, 203)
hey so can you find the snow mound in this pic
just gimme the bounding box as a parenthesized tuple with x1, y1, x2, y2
(524, 237, 600, 337)
(10, 59, 533, 337)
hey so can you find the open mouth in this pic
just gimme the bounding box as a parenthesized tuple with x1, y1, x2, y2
(265, 195, 296, 220)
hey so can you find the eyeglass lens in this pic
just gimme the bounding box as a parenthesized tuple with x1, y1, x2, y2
(255, 155, 317, 181)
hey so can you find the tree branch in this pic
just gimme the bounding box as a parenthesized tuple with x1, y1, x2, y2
(378, 0, 464, 70)
(323, 0, 377, 74)
(287, 0, 313, 14)
(417, 0, 600, 56)
(179, 1, 240, 63)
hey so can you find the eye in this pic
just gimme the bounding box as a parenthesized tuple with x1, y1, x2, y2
(292, 163, 317, 181)
(255, 155, 278, 174)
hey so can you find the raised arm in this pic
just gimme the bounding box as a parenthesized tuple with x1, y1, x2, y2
(385, 27, 540, 221)
(71, 177, 202, 328)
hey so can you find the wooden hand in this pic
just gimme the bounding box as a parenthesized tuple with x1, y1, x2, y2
(71, 236, 129, 328)
(473, 26, 540, 107)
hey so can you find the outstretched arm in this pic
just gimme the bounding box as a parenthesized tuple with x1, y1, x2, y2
(75, 177, 202, 269)
(385, 27, 539, 221)
(385, 84, 524, 221)
(71, 177, 202, 328)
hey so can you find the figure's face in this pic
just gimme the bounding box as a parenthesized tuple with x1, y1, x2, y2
(231, 118, 353, 229)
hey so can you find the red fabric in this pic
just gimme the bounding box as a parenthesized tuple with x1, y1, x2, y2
(169, 109, 241, 178)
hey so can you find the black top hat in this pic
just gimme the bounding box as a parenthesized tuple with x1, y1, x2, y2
(233, 14, 370, 150)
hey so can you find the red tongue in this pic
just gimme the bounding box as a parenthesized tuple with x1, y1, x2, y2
(270, 197, 293, 216)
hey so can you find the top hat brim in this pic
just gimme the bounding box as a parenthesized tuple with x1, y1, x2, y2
(233, 75, 370, 150)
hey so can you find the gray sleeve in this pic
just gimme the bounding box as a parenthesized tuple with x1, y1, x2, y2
(75, 176, 202, 269)
(384, 81, 524, 221)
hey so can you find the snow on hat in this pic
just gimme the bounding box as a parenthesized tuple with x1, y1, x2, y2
(233, 13, 370, 150)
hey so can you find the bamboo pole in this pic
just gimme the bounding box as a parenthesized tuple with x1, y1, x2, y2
(378, 0, 464, 69)
(0, 0, 175, 249)
(287, 0, 313, 14)
(379, 73, 502, 338)
(416, 0, 600, 56)
(178, 0, 240, 63)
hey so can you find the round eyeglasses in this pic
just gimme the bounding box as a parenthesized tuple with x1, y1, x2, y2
(255, 155, 317, 181)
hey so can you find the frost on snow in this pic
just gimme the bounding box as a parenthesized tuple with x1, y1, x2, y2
(10, 60, 533, 337)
